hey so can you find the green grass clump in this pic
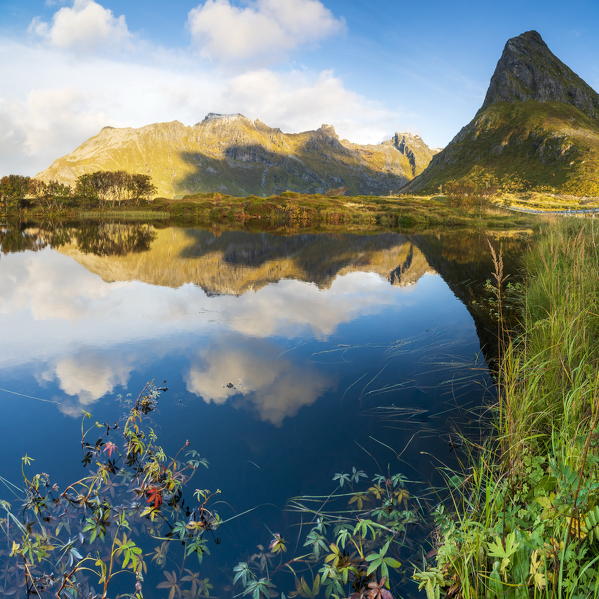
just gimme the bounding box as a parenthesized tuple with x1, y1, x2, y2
(415, 220, 599, 598)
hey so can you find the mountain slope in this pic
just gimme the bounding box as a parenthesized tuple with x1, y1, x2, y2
(38, 114, 436, 198)
(406, 31, 599, 195)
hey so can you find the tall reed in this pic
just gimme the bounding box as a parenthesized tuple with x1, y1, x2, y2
(415, 219, 599, 598)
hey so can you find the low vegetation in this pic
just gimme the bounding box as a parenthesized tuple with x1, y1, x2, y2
(155, 191, 532, 230)
(1, 177, 534, 233)
(0, 171, 155, 212)
(2, 169, 592, 237)
(440, 166, 599, 212)
(415, 219, 599, 597)
(232, 469, 418, 599)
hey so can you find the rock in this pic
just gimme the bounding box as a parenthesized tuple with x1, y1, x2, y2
(482, 31, 599, 119)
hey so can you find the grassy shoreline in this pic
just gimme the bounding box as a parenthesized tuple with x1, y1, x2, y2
(416, 220, 599, 597)
(491, 192, 599, 213)
(5, 192, 535, 232)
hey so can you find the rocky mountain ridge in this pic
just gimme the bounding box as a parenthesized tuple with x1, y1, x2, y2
(482, 31, 599, 119)
(38, 114, 437, 198)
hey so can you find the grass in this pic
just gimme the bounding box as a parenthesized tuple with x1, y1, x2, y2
(415, 219, 599, 597)
(12, 192, 533, 233)
(493, 192, 599, 212)
(79, 210, 170, 219)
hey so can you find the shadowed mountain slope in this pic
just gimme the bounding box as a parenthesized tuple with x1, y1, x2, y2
(38, 114, 437, 198)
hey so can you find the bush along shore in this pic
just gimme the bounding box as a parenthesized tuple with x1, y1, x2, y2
(1, 171, 535, 233)
(414, 219, 599, 598)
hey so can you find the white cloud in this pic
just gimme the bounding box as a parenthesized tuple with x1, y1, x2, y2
(0, 100, 27, 168)
(15, 89, 108, 165)
(219, 68, 394, 142)
(29, 0, 131, 50)
(187, 0, 344, 63)
(0, 0, 415, 177)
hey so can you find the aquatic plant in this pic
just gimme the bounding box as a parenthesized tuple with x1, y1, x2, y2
(0, 382, 221, 598)
(233, 469, 418, 599)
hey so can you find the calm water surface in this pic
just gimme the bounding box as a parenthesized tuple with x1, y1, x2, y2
(0, 223, 528, 596)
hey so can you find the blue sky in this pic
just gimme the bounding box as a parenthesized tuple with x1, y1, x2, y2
(1, 0, 598, 175)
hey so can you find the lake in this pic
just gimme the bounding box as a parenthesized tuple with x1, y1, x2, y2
(0, 222, 530, 597)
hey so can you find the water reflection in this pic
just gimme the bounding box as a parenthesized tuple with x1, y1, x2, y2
(186, 335, 334, 426)
(61, 228, 434, 293)
(0, 224, 531, 414)
(0, 222, 532, 594)
(0, 228, 441, 416)
(38, 349, 134, 416)
(0, 222, 156, 256)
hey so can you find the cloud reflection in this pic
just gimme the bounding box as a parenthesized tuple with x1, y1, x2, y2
(0, 245, 429, 416)
(186, 336, 333, 425)
(37, 350, 133, 416)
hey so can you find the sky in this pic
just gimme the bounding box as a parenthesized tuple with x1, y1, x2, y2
(0, 0, 598, 175)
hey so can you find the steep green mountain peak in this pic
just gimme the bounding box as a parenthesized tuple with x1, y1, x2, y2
(406, 31, 599, 196)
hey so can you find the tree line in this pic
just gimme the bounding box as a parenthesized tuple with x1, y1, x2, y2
(0, 171, 157, 211)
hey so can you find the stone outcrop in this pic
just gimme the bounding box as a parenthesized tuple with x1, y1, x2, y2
(390, 132, 437, 177)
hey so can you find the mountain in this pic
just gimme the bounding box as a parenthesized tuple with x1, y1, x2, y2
(37, 114, 437, 198)
(406, 31, 599, 195)
(384, 132, 437, 177)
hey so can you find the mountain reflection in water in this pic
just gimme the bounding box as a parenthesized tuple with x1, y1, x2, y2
(0, 222, 531, 594)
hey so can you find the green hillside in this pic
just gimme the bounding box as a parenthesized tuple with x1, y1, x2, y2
(410, 101, 599, 195)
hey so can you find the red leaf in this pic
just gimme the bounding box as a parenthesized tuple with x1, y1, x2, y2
(103, 442, 117, 458)
(146, 487, 163, 509)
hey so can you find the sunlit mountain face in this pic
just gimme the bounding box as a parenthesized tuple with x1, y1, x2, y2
(0, 223, 529, 595)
